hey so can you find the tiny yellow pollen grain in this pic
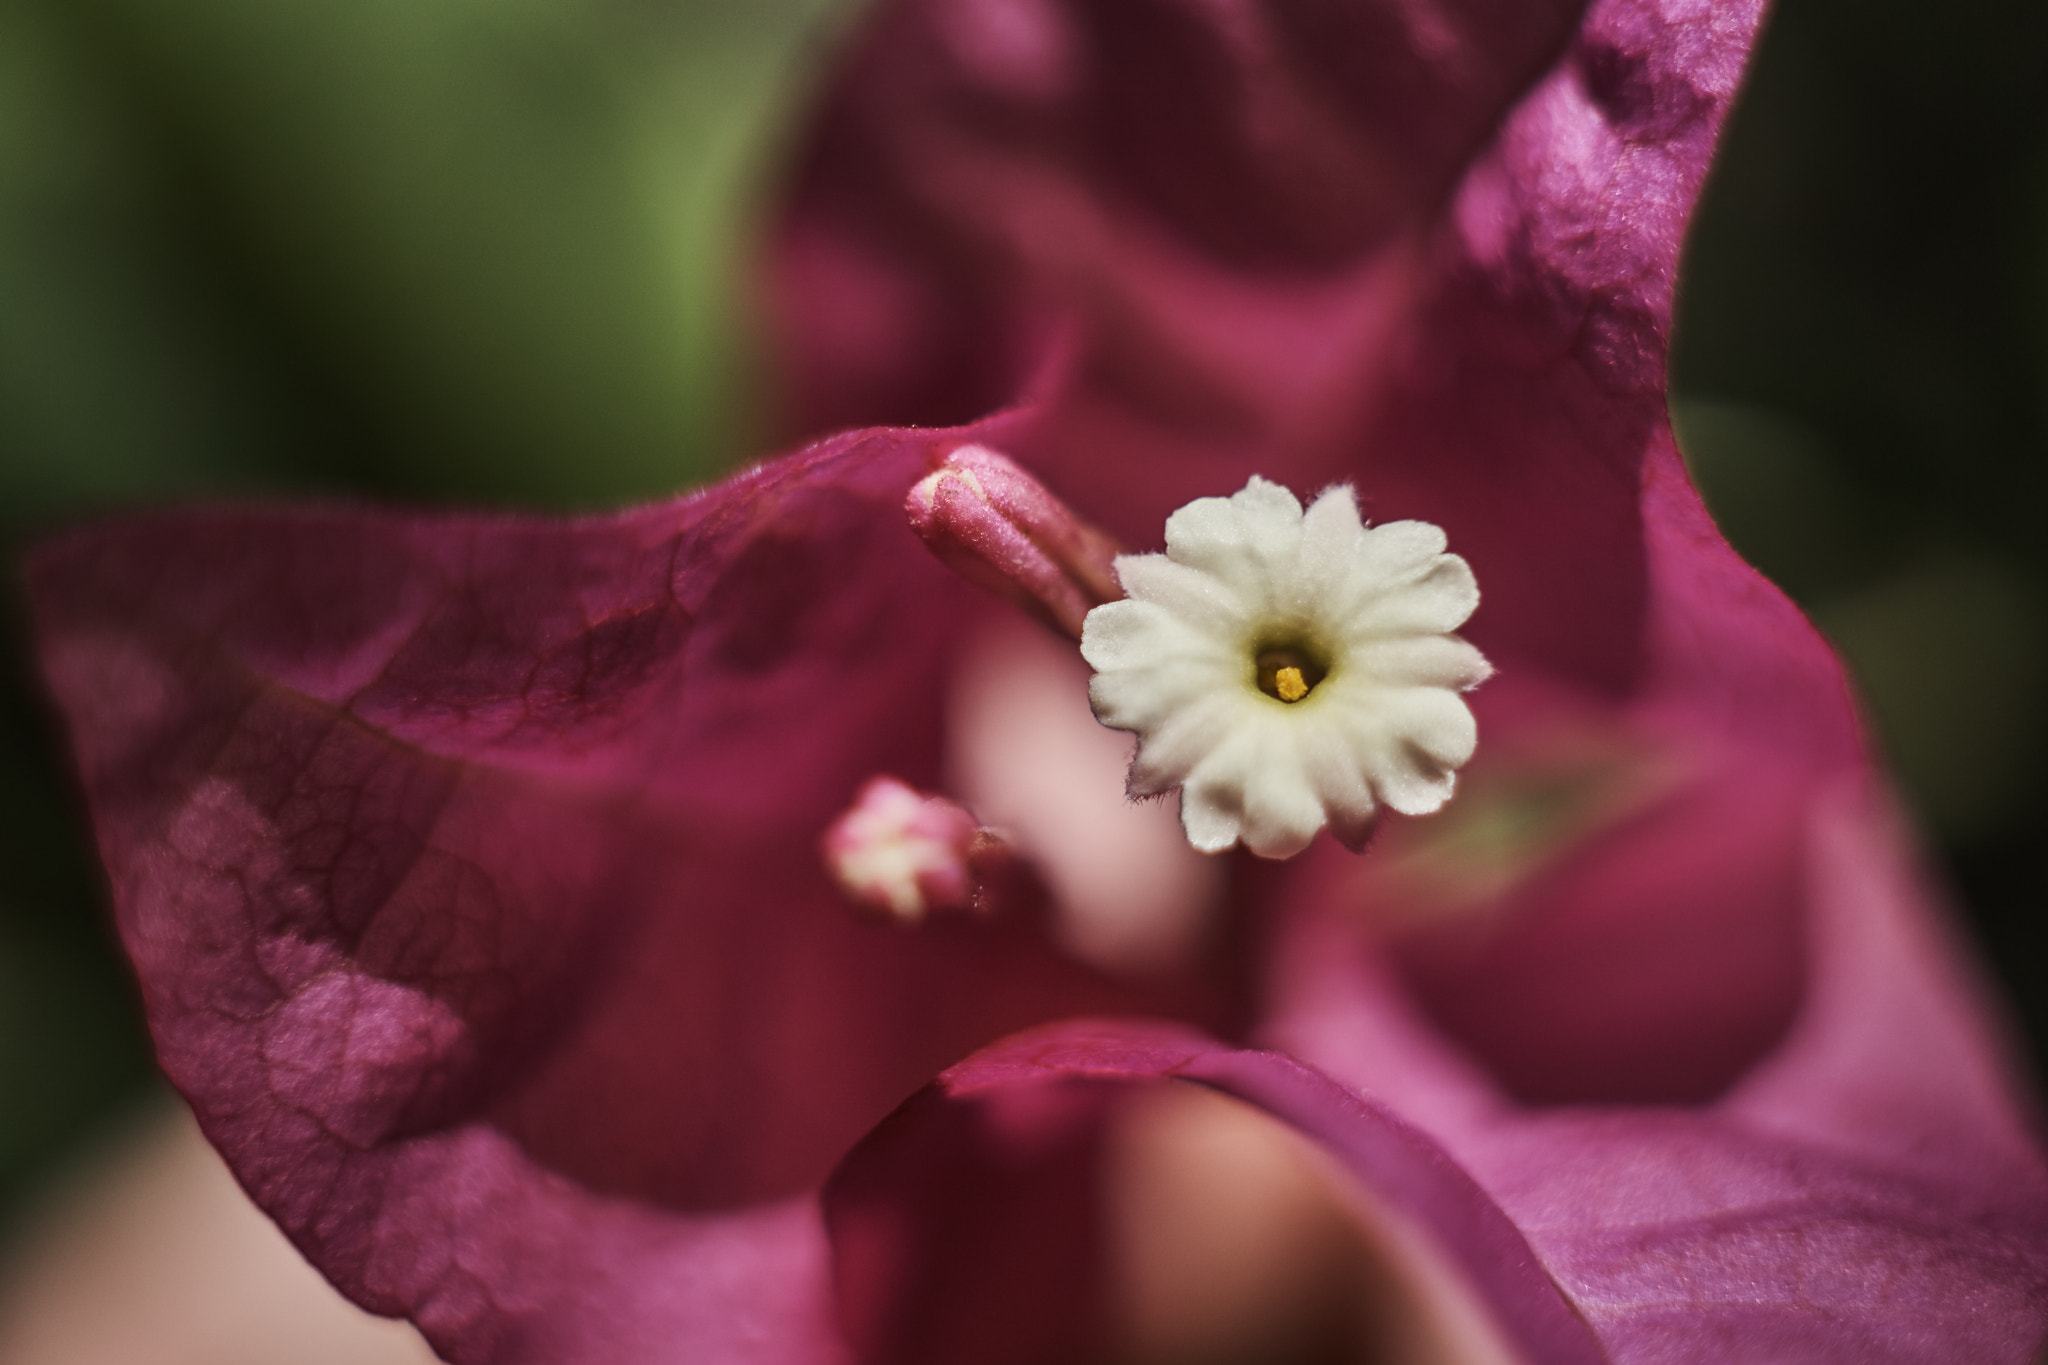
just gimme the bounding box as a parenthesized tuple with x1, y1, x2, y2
(1275, 666, 1308, 703)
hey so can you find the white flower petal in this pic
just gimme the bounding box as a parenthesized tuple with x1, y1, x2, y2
(1162, 477, 1303, 595)
(1127, 687, 1260, 794)
(1235, 726, 1327, 858)
(1081, 598, 1235, 675)
(1092, 664, 1235, 757)
(1108, 554, 1253, 638)
(1344, 634, 1494, 691)
(1179, 776, 1247, 853)
(1296, 713, 1380, 848)
(1353, 518, 1449, 582)
(1179, 707, 1321, 856)
(1397, 685, 1482, 769)
(1090, 666, 1197, 737)
(1294, 486, 1368, 602)
(1380, 765, 1459, 816)
(1338, 687, 1477, 815)
(1344, 553, 1480, 636)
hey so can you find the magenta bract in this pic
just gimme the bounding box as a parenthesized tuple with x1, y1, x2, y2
(25, 0, 2048, 1360)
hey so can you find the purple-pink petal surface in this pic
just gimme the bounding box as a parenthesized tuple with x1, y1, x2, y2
(28, 429, 1212, 1362)
(826, 1020, 1607, 1364)
(23, 0, 2048, 1360)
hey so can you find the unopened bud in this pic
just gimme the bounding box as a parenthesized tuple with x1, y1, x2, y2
(823, 776, 1047, 923)
(907, 445, 1121, 639)
(824, 777, 978, 921)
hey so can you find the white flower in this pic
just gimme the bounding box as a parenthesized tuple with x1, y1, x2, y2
(1080, 477, 1492, 859)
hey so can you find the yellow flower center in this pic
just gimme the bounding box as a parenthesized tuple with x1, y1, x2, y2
(1255, 646, 1324, 703)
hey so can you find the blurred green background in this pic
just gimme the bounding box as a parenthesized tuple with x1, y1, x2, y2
(1, 0, 2043, 1220)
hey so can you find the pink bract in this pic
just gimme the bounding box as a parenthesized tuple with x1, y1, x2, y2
(25, 0, 2048, 1361)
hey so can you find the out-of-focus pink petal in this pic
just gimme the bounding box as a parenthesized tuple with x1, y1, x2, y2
(824, 1018, 1605, 1365)
(1385, 727, 1810, 1104)
(780, 0, 1872, 1114)
(775, 0, 1855, 770)
(26, 427, 1217, 1362)
(947, 615, 1225, 973)
(1723, 785, 2043, 1178)
(775, 4, 1866, 1100)
(775, 5, 2048, 1354)
(774, 0, 1588, 461)
(1264, 780, 2048, 1360)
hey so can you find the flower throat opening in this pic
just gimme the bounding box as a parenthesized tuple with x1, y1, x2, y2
(1255, 646, 1327, 703)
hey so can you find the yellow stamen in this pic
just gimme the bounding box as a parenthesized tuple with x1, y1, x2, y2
(1275, 666, 1308, 703)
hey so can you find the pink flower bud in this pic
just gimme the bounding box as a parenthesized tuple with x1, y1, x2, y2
(906, 445, 1121, 638)
(822, 776, 1046, 923)
(823, 776, 980, 921)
